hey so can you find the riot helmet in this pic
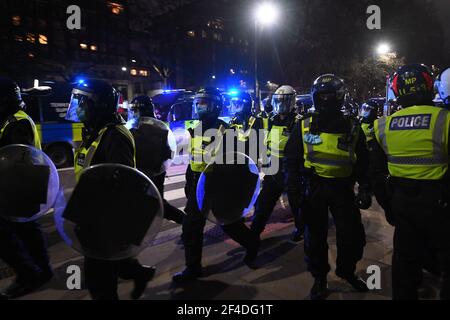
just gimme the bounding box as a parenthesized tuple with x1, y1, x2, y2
(390, 64, 434, 108)
(0, 77, 24, 119)
(435, 67, 450, 108)
(271, 85, 296, 116)
(192, 87, 223, 120)
(66, 79, 120, 128)
(311, 74, 345, 116)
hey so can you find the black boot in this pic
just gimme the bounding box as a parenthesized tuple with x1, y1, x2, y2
(336, 272, 369, 292)
(131, 266, 156, 300)
(172, 266, 202, 284)
(310, 278, 328, 300)
(0, 271, 53, 300)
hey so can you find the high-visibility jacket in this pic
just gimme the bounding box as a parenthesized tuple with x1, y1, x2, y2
(374, 105, 450, 180)
(361, 122, 375, 143)
(74, 125, 135, 181)
(0, 110, 41, 149)
(266, 114, 299, 159)
(189, 121, 226, 173)
(301, 116, 359, 178)
(230, 116, 258, 143)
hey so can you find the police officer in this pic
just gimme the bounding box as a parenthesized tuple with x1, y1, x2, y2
(172, 88, 259, 283)
(372, 64, 450, 300)
(229, 91, 264, 164)
(360, 101, 394, 225)
(435, 67, 450, 109)
(128, 95, 184, 225)
(0, 77, 53, 300)
(66, 79, 155, 300)
(285, 75, 371, 300)
(251, 85, 305, 242)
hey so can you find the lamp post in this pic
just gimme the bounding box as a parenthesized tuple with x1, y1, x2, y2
(254, 2, 279, 110)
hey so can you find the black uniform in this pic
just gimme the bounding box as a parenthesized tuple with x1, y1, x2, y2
(362, 121, 394, 225)
(130, 117, 184, 224)
(251, 112, 304, 235)
(182, 119, 259, 270)
(285, 114, 369, 280)
(371, 130, 450, 299)
(81, 124, 151, 300)
(0, 117, 52, 293)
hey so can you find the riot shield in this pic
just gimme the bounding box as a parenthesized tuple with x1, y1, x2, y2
(196, 152, 261, 225)
(0, 144, 59, 222)
(54, 164, 164, 261)
(129, 117, 177, 177)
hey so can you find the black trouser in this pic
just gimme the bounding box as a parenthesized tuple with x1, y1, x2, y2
(252, 170, 304, 234)
(370, 175, 395, 225)
(182, 171, 259, 268)
(84, 257, 145, 300)
(150, 172, 184, 225)
(0, 219, 51, 284)
(390, 181, 450, 300)
(302, 178, 366, 280)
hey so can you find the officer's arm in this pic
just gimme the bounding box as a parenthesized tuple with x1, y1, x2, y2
(284, 121, 305, 210)
(1, 120, 35, 146)
(354, 128, 370, 188)
(370, 137, 389, 178)
(102, 129, 135, 167)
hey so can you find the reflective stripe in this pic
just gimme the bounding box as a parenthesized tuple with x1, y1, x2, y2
(304, 117, 314, 157)
(377, 117, 388, 153)
(387, 156, 446, 165)
(432, 109, 448, 161)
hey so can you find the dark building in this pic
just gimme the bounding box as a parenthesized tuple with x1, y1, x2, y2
(0, 0, 254, 98)
(148, 0, 253, 91)
(0, 0, 164, 99)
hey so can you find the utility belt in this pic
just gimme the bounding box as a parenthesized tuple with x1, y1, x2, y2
(302, 168, 355, 185)
(388, 176, 449, 208)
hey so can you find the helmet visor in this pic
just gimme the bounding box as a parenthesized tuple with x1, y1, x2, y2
(230, 99, 245, 115)
(272, 94, 294, 115)
(359, 104, 373, 119)
(66, 90, 91, 123)
(193, 98, 213, 117)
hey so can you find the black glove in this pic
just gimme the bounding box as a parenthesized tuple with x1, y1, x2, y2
(384, 209, 396, 226)
(355, 185, 372, 210)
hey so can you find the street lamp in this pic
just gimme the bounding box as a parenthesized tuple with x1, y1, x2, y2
(253, 2, 279, 110)
(376, 43, 391, 56)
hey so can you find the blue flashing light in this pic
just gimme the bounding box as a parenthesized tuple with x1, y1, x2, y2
(228, 89, 239, 96)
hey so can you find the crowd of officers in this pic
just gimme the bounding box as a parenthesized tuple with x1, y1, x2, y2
(0, 62, 450, 300)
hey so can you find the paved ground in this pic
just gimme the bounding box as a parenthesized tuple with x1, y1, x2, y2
(0, 165, 442, 300)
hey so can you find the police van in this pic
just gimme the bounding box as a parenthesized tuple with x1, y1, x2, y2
(21, 81, 81, 168)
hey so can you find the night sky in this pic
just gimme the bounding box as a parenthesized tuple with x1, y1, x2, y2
(433, 0, 450, 53)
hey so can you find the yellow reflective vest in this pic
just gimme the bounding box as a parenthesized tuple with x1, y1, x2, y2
(301, 116, 359, 178)
(0, 110, 41, 150)
(230, 116, 258, 143)
(361, 122, 375, 143)
(374, 105, 450, 180)
(189, 122, 226, 173)
(74, 125, 135, 181)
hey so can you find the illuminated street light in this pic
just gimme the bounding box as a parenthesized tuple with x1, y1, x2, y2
(253, 2, 280, 111)
(255, 2, 280, 26)
(377, 43, 391, 56)
(121, 66, 127, 72)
